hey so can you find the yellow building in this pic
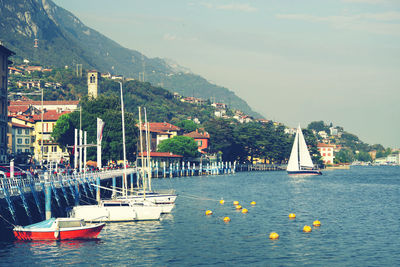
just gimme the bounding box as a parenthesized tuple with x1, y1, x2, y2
(31, 110, 70, 164)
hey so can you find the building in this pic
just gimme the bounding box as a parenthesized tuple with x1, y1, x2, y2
(11, 122, 33, 155)
(317, 143, 335, 165)
(183, 129, 210, 153)
(138, 122, 181, 152)
(0, 44, 15, 162)
(9, 100, 79, 113)
(87, 70, 99, 99)
(137, 151, 183, 167)
(31, 110, 70, 163)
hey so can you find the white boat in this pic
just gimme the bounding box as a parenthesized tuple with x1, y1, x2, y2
(287, 125, 322, 176)
(117, 191, 176, 213)
(70, 199, 162, 222)
(127, 107, 177, 214)
(71, 84, 163, 222)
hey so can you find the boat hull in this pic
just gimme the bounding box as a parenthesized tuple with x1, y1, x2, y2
(70, 204, 162, 222)
(287, 170, 322, 176)
(13, 223, 105, 241)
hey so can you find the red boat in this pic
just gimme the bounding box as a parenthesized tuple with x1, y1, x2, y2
(13, 218, 105, 241)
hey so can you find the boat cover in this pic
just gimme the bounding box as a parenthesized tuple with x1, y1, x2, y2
(22, 218, 56, 229)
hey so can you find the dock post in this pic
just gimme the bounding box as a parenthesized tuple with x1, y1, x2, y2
(199, 162, 202, 176)
(45, 181, 52, 220)
(96, 177, 100, 203)
(130, 173, 134, 194)
(74, 182, 80, 206)
(163, 162, 166, 178)
(112, 176, 116, 198)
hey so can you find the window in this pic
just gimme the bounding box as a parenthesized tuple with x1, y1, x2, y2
(25, 138, 29, 144)
(25, 149, 30, 153)
(25, 129, 29, 135)
(17, 128, 22, 134)
(52, 146, 57, 152)
(323, 153, 326, 156)
(17, 149, 22, 153)
(17, 138, 22, 144)
(43, 146, 48, 153)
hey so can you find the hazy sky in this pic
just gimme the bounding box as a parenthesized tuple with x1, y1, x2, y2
(53, 0, 400, 148)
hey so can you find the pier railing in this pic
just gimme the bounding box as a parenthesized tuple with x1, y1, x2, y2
(0, 168, 136, 198)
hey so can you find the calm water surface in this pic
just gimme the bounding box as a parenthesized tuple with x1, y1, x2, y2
(1, 166, 399, 266)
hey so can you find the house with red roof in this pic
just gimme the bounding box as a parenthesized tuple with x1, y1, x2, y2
(184, 129, 210, 153)
(138, 122, 181, 152)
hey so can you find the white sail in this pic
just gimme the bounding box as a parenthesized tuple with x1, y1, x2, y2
(287, 128, 300, 171)
(287, 125, 315, 172)
(297, 126, 314, 168)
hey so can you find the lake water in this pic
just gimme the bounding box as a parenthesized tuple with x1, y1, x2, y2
(1, 166, 399, 266)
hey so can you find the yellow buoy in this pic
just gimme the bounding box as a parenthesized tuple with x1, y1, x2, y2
(269, 232, 279, 240)
(205, 210, 213, 216)
(235, 205, 242, 210)
(219, 199, 225, 205)
(250, 201, 256, 206)
(233, 201, 239, 205)
(223, 217, 231, 222)
(313, 220, 321, 227)
(289, 213, 296, 219)
(303, 225, 312, 232)
(242, 208, 248, 214)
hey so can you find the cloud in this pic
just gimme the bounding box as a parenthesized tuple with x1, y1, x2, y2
(200, 2, 257, 12)
(276, 12, 400, 35)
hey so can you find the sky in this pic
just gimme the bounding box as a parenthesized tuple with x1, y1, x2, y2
(53, 0, 400, 148)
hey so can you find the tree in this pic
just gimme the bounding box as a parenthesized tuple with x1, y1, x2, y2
(157, 136, 199, 158)
(355, 151, 372, 162)
(334, 149, 354, 163)
(176, 119, 198, 133)
(307, 121, 328, 133)
(203, 118, 237, 161)
(52, 94, 138, 164)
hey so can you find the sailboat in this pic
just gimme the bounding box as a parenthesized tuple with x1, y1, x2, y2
(118, 107, 176, 214)
(70, 83, 163, 222)
(287, 125, 322, 175)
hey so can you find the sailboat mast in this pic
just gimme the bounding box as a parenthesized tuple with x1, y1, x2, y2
(138, 107, 146, 199)
(297, 127, 301, 170)
(144, 107, 152, 192)
(120, 82, 128, 196)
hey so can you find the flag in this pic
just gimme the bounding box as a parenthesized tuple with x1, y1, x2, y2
(97, 118, 105, 143)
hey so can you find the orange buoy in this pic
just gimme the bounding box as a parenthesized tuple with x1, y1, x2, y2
(313, 220, 321, 227)
(303, 225, 312, 232)
(242, 208, 248, 214)
(235, 205, 242, 210)
(250, 201, 256, 206)
(223, 217, 231, 222)
(233, 201, 239, 205)
(205, 210, 213, 216)
(269, 232, 279, 240)
(219, 199, 225, 205)
(289, 213, 296, 219)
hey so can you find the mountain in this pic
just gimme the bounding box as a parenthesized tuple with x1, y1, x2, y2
(0, 0, 263, 118)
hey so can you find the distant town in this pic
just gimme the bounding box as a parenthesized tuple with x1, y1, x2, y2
(1, 43, 399, 169)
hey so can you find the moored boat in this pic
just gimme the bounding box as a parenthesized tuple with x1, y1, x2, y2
(70, 199, 163, 222)
(13, 218, 105, 241)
